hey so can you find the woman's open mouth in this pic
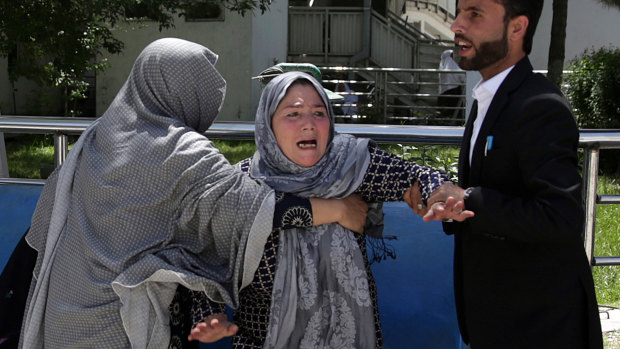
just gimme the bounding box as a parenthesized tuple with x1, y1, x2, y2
(297, 140, 317, 149)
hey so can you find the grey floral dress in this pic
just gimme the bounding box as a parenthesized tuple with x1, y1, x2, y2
(169, 145, 448, 349)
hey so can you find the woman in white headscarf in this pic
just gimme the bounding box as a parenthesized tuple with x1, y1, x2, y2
(18, 39, 366, 349)
(177, 72, 472, 348)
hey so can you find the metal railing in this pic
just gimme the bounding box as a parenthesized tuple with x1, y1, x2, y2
(320, 66, 466, 125)
(288, 6, 453, 70)
(410, 0, 456, 22)
(1, 116, 619, 267)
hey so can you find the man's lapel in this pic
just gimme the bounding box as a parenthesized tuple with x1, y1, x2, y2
(468, 56, 534, 182)
(458, 100, 478, 188)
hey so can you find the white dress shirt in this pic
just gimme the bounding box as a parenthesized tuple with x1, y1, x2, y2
(469, 66, 515, 165)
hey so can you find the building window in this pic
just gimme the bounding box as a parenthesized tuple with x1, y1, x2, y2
(184, 0, 225, 22)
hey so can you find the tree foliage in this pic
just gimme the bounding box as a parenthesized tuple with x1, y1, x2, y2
(564, 46, 620, 174)
(0, 0, 271, 115)
(564, 46, 620, 129)
(597, 0, 620, 8)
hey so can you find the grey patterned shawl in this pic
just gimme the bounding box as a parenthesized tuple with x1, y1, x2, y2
(250, 72, 378, 348)
(20, 38, 275, 349)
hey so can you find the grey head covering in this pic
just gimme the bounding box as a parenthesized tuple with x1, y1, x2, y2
(20, 38, 275, 348)
(250, 71, 379, 348)
(251, 71, 368, 197)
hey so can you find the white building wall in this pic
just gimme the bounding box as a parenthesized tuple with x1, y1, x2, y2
(97, 9, 257, 121)
(404, 10, 453, 39)
(403, 0, 455, 40)
(437, 0, 456, 14)
(251, 0, 288, 115)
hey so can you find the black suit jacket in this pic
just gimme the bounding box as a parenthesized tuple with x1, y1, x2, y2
(444, 57, 603, 349)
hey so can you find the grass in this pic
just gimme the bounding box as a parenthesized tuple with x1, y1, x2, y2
(607, 330, 620, 349)
(5, 136, 620, 309)
(211, 139, 256, 164)
(596, 175, 620, 349)
(5, 135, 57, 179)
(4, 135, 256, 179)
(593, 175, 620, 308)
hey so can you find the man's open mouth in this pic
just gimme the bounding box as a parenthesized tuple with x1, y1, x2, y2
(456, 39, 473, 54)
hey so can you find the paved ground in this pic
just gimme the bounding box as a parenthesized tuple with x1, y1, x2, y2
(601, 306, 620, 333)
(601, 306, 620, 348)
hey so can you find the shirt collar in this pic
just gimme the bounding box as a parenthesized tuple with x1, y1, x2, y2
(471, 65, 515, 103)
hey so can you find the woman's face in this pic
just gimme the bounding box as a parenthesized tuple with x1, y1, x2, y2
(271, 83, 331, 167)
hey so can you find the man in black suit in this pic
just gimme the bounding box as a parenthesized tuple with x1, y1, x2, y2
(411, 0, 604, 348)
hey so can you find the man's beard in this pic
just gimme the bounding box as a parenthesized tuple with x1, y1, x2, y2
(456, 27, 509, 71)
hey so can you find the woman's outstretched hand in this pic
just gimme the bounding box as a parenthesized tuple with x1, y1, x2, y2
(188, 313, 238, 343)
(310, 194, 368, 233)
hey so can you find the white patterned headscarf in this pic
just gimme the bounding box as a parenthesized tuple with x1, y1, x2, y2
(20, 38, 275, 348)
(250, 72, 378, 348)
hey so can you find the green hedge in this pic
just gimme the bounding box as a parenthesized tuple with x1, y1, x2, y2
(564, 46, 620, 175)
(564, 46, 620, 129)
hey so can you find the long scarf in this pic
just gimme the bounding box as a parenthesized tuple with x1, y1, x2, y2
(20, 38, 275, 348)
(251, 71, 380, 348)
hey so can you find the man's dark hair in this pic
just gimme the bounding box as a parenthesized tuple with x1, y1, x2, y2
(497, 0, 543, 54)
